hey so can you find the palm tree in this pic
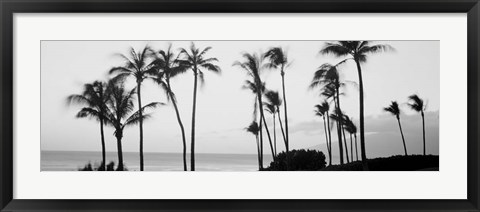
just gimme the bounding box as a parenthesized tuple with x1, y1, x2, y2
(384, 101, 408, 156)
(264, 104, 277, 156)
(320, 41, 394, 170)
(109, 45, 157, 171)
(330, 108, 350, 163)
(67, 81, 109, 170)
(310, 63, 346, 164)
(343, 115, 356, 161)
(150, 44, 189, 171)
(264, 47, 291, 154)
(264, 90, 287, 157)
(178, 42, 221, 171)
(102, 80, 162, 171)
(408, 94, 427, 155)
(234, 53, 267, 169)
(246, 121, 261, 170)
(314, 101, 332, 166)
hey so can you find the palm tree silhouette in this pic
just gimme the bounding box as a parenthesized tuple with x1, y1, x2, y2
(408, 94, 427, 155)
(314, 101, 332, 166)
(109, 45, 156, 171)
(343, 115, 356, 161)
(102, 79, 162, 171)
(150, 44, 189, 171)
(310, 63, 346, 164)
(245, 121, 262, 170)
(320, 41, 394, 170)
(67, 81, 109, 170)
(178, 42, 221, 171)
(264, 47, 291, 154)
(264, 90, 286, 157)
(384, 101, 408, 156)
(234, 53, 267, 169)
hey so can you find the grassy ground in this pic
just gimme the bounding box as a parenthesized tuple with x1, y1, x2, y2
(322, 155, 439, 171)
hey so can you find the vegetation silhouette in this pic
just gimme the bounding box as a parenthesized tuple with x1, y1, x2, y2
(67, 81, 109, 171)
(178, 42, 221, 171)
(62, 41, 441, 172)
(245, 121, 261, 170)
(320, 41, 395, 170)
(109, 45, 157, 171)
(314, 101, 332, 166)
(408, 94, 427, 155)
(384, 101, 408, 156)
(102, 79, 162, 171)
(264, 149, 326, 171)
(150, 44, 189, 171)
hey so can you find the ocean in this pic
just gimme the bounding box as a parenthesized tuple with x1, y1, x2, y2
(41, 151, 273, 171)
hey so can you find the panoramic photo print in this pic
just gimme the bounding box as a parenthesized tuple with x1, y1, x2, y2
(41, 40, 439, 171)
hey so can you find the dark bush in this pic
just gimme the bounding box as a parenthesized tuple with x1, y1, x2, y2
(264, 149, 327, 171)
(322, 155, 439, 171)
(78, 161, 128, 171)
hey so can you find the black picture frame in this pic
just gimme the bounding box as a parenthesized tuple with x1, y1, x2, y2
(1, 0, 479, 211)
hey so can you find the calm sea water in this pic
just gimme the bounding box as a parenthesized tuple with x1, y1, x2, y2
(41, 151, 273, 171)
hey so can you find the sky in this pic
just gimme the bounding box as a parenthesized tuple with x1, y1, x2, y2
(40, 40, 439, 159)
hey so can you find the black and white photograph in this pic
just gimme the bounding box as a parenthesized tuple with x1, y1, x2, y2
(40, 40, 439, 171)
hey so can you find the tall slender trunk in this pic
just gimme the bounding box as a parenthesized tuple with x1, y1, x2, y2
(397, 117, 408, 156)
(262, 113, 276, 160)
(355, 59, 368, 170)
(355, 134, 358, 161)
(421, 111, 426, 155)
(191, 69, 198, 171)
(116, 133, 124, 171)
(350, 133, 353, 161)
(137, 82, 144, 171)
(277, 107, 287, 144)
(255, 135, 261, 170)
(99, 118, 106, 171)
(273, 113, 277, 156)
(323, 116, 332, 166)
(280, 68, 289, 153)
(342, 125, 349, 163)
(257, 94, 264, 169)
(326, 111, 332, 164)
(167, 80, 187, 171)
(335, 93, 344, 165)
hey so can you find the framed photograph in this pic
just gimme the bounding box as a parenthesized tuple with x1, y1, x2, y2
(1, 0, 479, 211)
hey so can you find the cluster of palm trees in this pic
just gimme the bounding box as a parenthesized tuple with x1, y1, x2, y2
(384, 94, 428, 156)
(309, 41, 395, 170)
(237, 48, 291, 170)
(67, 43, 220, 171)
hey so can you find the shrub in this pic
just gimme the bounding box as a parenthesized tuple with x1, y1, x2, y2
(322, 155, 439, 171)
(78, 161, 128, 171)
(264, 149, 327, 171)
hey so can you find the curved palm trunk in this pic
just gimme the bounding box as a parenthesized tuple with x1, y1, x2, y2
(273, 113, 277, 156)
(354, 60, 369, 170)
(137, 82, 144, 171)
(326, 111, 332, 164)
(355, 134, 359, 161)
(350, 133, 353, 161)
(421, 111, 426, 155)
(255, 135, 261, 170)
(191, 70, 198, 171)
(397, 117, 408, 156)
(99, 118, 106, 171)
(115, 133, 124, 171)
(280, 69, 289, 153)
(257, 96, 264, 169)
(276, 107, 287, 144)
(342, 125, 349, 163)
(262, 112, 276, 160)
(322, 116, 332, 166)
(335, 93, 344, 165)
(167, 81, 188, 171)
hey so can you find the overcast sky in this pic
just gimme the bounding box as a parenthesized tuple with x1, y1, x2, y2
(41, 40, 439, 157)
